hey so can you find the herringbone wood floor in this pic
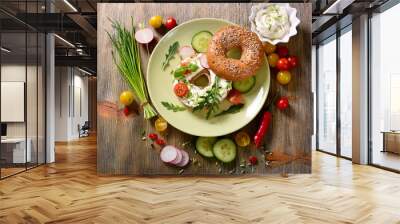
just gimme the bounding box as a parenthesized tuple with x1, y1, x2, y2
(1, 136, 400, 224)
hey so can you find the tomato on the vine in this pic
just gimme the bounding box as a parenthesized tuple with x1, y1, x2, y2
(249, 156, 258, 165)
(155, 117, 168, 132)
(276, 46, 289, 58)
(149, 15, 163, 28)
(164, 17, 177, 30)
(267, 53, 279, 68)
(276, 58, 290, 71)
(287, 56, 298, 68)
(123, 106, 130, 116)
(235, 131, 250, 147)
(276, 97, 289, 110)
(263, 42, 276, 54)
(148, 133, 158, 140)
(119, 90, 134, 106)
(174, 82, 189, 97)
(277, 71, 292, 85)
(156, 138, 166, 146)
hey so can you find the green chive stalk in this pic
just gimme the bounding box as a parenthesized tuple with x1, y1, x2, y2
(108, 19, 157, 119)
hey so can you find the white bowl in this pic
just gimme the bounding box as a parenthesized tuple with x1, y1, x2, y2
(249, 3, 300, 45)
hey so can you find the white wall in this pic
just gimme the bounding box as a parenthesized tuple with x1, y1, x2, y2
(54, 67, 89, 141)
(1, 65, 26, 139)
(1, 63, 46, 164)
(1, 65, 37, 138)
(55, 67, 69, 141)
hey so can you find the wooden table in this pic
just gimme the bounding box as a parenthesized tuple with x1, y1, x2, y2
(97, 3, 312, 176)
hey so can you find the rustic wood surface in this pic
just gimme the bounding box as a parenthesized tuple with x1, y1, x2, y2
(97, 3, 312, 176)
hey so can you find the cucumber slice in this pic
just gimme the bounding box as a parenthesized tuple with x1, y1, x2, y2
(191, 31, 213, 53)
(233, 76, 256, 93)
(196, 137, 217, 158)
(212, 139, 237, 163)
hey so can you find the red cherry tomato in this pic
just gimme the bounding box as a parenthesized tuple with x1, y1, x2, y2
(164, 17, 177, 30)
(287, 56, 298, 68)
(174, 82, 189, 97)
(148, 133, 158, 140)
(227, 89, 243, 105)
(276, 58, 290, 71)
(276, 46, 289, 58)
(249, 156, 258, 165)
(123, 106, 129, 116)
(276, 97, 289, 110)
(156, 138, 166, 146)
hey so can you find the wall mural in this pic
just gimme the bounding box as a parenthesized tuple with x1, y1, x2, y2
(97, 3, 312, 176)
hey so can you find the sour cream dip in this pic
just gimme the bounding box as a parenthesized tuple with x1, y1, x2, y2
(254, 4, 290, 40)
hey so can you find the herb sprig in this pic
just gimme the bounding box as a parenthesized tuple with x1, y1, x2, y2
(107, 18, 157, 120)
(161, 101, 186, 112)
(162, 41, 179, 70)
(193, 77, 222, 119)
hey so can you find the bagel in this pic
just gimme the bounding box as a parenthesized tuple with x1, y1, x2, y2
(207, 25, 264, 81)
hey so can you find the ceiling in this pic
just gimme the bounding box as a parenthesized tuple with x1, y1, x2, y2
(0, 0, 392, 74)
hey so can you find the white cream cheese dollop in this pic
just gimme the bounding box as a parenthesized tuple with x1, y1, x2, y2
(173, 54, 231, 108)
(254, 4, 290, 40)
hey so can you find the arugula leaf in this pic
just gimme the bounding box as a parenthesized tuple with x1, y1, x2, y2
(162, 41, 179, 70)
(215, 104, 244, 117)
(161, 101, 186, 112)
(173, 69, 186, 80)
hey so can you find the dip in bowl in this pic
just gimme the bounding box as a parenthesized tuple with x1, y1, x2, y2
(249, 3, 300, 45)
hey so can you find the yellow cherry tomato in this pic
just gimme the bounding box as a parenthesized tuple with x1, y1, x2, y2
(267, 53, 279, 68)
(263, 42, 276, 54)
(149, 15, 163, 28)
(277, 70, 292, 85)
(119, 91, 134, 106)
(235, 131, 250, 147)
(155, 117, 168, 132)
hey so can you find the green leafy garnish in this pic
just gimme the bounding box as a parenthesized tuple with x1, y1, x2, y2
(193, 77, 222, 119)
(161, 101, 186, 112)
(173, 67, 186, 80)
(107, 18, 157, 120)
(173, 63, 198, 79)
(215, 104, 244, 117)
(162, 41, 179, 70)
(188, 63, 199, 72)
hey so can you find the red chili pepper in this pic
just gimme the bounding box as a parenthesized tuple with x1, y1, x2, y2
(254, 111, 272, 148)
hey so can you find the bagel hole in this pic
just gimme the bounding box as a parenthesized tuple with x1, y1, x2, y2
(226, 47, 242, 59)
(190, 69, 211, 88)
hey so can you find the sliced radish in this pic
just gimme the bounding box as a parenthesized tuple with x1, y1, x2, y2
(170, 148, 183, 165)
(160, 145, 178, 163)
(135, 28, 154, 44)
(177, 150, 189, 167)
(199, 54, 209, 68)
(179, 46, 195, 59)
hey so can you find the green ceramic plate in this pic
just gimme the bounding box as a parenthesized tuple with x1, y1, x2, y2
(147, 18, 270, 137)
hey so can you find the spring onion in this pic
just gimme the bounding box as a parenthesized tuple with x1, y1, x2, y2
(108, 19, 157, 119)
